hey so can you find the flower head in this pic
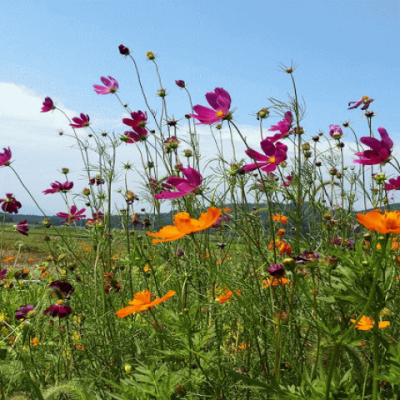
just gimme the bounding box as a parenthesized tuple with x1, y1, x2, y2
(268, 264, 285, 276)
(175, 80, 186, 88)
(0, 193, 22, 214)
(354, 127, 393, 166)
(272, 214, 288, 224)
(329, 125, 343, 139)
(357, 210, 400, 234)
(15, 220, 29, 236)
(155, 166, 202, 200)
(148, 207, 221, 244)
(0, 269, 7, 279)
(348, 96, 374, 110)
(69, 113, 90, 129)
(189, 88, 232, 125)
(48, 280, 75, 296)
(243, 139, 288, 173)
(93, 76, 119, 95)
(41, 97, 55, 113)
(350, 315, 390, 331)
(216, 289, 241, 304)
(385, 176, 400, 191)
(115, 289, 175, 318)
(0, 147, 12, 166)
(56, 205, 86, 225)
(263, 276, 290, 288)
(15, 305, 35, 321)
(118, 44, 130, 56)
(43, 181, 74, 195)
(44, 301, 72, 319)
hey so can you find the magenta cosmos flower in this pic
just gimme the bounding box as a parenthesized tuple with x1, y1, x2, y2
(329, 125, 343, 139)
(41, 97, 55, 113)
(15, 305, 35, 321)
(0, 147, 12, 166)
(44, 301, 72, 319)
(93, 76, 119, 95)
(354, 127, 393, 166)
(175, 80, 186, 88)
(0, 269, 7, 279)
(267, 111, 293, 142)
(16, 220, 29, 236)
(123, 130, 147, 143)
(385, 176, 400, 191)
(189, 88, 232, 125)
(56, 205, 86, 224)
(348, 96, 374, 110)
(49, 280, 75, 296)
(0, 193, 22, 214)
(155, 166, 202, 200)
(43, 181, 74, 195)
(122, 110, 148, 129)
(69, 113, 90, 129)
(243, 139, 288, 173)
(119, 44, 130, 56)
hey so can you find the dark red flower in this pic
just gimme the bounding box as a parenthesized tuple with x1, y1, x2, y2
(43, 181, 74, 195)
(16, 220, 29, 236)
(0, 147, 12, 166)
(44, 301, 72, 319)
(119, 44, 130, 55)
(15, 305, 35, 321)
(48, 280, 75, 296)
(41, 97, 55, 113)
(0, 193, 22, 214)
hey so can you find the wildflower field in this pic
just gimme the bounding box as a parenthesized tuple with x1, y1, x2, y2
(1, 45, 400, 400)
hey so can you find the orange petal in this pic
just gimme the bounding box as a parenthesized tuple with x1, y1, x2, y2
(115, 306, 137, 318)
(195, 207, 222, 232)
(149, 290, 176, 307)
(147, 225, 181, 238)
(151, 232, 188, 244)
(378, 321, 390, 329)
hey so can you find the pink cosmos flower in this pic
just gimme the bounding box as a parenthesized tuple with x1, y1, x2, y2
(243, 139, 288, 173)
(329, 125, 343, 139)
(86, 211, 104, 227)
(354, 127, 393, 166)
(175, 80, 186, 88)
(69, 113, 90, 129)
(282, 174, 293, 187)
(267, 111, 293, 142)
(122, 110, 148, 129)
(43, 181, 74, 195)
(123, 130, 147, 143)
(189, 88, 232, 125)
(89, 176, 105, 185)
(16, 220, 29, 236)
(385, 176, 400, 191)
(93, 76, 119, 95)
(348, 96, 374, 110)
(15, 305, 35, 321)
(0, 147, 12, 166)
(154, 166, 202, 200)
(56, 205, 86, 224)
(44, 302, 72, 319)
(0, 193, 22, 214)
(0, 269, 7, 279)
(41, 97, 55, 113)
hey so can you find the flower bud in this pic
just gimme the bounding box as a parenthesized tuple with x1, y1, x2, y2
(175, 80, 186, 88)
(312, 135, 319, 142)
(302, 142, 311, 151)
(183, 149, 193, 158)
(282, 258, 296, 271)
(329, 167, 338, 176)
(61, 168, 69, 175)
(304, 151, 313, 159)
(146, 51, 156, 60)
(125, 364, 132, 373)
(257, 108, 270, 119)
(267, 264, 285, 276)
(280, 161, 288, 168)
(82, 188, 90, 196)
(119, 45, 130, 56)
(157, 89, 166, 97)
(315, 161, 322, 167)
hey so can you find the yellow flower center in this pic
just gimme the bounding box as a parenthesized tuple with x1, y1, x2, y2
(216, 110, 224, 117)
(362, 96, 369, 100)
(57, 300, 64, 306)
(269, 156, 276, 163)
(174, 212, 191, 223)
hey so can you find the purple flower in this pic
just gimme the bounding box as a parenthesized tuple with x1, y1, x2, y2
(43, 181, 74, 195)
(89, 176, 105, 186)
(385, 176, 400, 191)
(123, 130, 147, 143)
(243, 139, 288, 173)
(189, 88, 232, 125)
(41, 97, 55, 113)
(122, 110, 148, 130)
(348, 96, 374, 110)
(56, 205, 86, 224)
(15, 305, 35, 321)
(354, 127, 393, 166)
(175, 80, 186, 88)
(0, 147, 12, 167)
(44, 301, 72, 319)
(0, 193, 22, 214)
(16, 220, 29, 236)
(93, 76, 119, 95)
(0, 269, 7, 279)
(49, 280, 75, 296)
(329, 125, 343, 139)
(267, 264, 285, 276)
(176, 248, 185, 257)
(155, 166, 202, 200)
(282, 174, 293, 187)
(69, 113, 90, 129)
(119, 44, 130, 56)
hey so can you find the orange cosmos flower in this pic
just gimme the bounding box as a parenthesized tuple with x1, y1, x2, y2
(350, 315, 390, 331)
(147, 207, 221, 244)
(272, 214, 288, 224)
(268, 240, 291, 255)
(27, 258, 35, 262)
(31, 338, 38, 346)
(2, 257, 15, 262)
(115, 289, 175, 318)
(263, 276, 290, 288)
(216, 289, 241, 304)
(84, 247, 92, 251)
(224, 207, 232, 213)
(356, 210, 400, 234)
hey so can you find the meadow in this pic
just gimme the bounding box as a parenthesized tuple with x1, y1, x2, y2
(0, 46, 399, 400)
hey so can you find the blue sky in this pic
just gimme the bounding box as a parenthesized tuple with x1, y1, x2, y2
(1, 0, 399, 215)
